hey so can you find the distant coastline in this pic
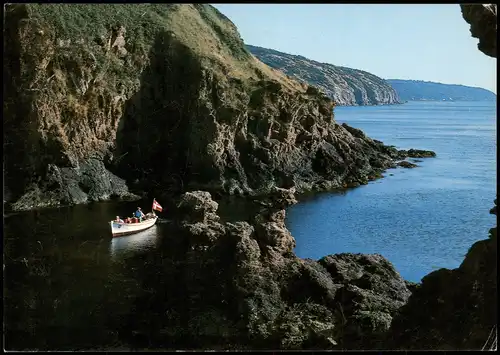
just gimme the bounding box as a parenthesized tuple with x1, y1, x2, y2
(387, 79, 496, 102)
(246, 45, 495, 107)
(246, 44, 402, 106)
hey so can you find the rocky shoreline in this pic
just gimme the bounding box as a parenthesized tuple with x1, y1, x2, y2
(120, 188, 414, 350)
(118, 187, 496, 350)
(3, 3, 496, 351)
(4, 143, 436, 213)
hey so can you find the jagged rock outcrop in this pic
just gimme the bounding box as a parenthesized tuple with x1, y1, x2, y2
(122, 189, 412, 350)
(4, 4, 146, 209)
(9, 160, 140, 211)
(246, 45, 402, 106)
(461, 4, 497, 58)
(4, 4, 432, 212)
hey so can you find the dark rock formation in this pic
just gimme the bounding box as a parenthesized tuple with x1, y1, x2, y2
(490, 199, 497, 215)
(9, 160, 140, 211)
(387, 79, 496, 102)
(397, 149, 436, 159)
(318, 253, 411, 349)
(461, 4, 497, 58)
(177, 191, 226, 247)
(247, 45, 402, 106)
(396, 161, 418, 169)
(4, 4, 431, 212)
(122, 189, 412, 350)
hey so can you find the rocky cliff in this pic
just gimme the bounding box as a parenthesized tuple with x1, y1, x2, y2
(4, 4, 427, 212)
(246, 45, 402, 106)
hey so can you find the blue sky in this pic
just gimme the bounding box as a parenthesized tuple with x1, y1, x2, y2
(212, 4, 497, 93)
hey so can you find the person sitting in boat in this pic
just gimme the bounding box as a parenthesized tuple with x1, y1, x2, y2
(115, 216, 124, 223)
(134, 207, 145, 222)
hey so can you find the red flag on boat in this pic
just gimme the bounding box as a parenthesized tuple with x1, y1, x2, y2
(152, 199, 163, 212)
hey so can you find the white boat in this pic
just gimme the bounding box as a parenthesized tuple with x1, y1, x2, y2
(110, 214, 158, 237)
(110, 199, 164, 237)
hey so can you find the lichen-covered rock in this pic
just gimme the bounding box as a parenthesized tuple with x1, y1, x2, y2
(177, 191, 220, 223)
(268, 303, 338, 349)
(253, 187, 298, 255)
(227, 222, 260, 263)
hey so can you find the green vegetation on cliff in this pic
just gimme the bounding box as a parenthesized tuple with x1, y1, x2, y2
(4, 4, 307, 209)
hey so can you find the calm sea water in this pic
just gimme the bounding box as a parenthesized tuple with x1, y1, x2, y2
(286, 101, 497, 282)
(3, 199, 172, 350)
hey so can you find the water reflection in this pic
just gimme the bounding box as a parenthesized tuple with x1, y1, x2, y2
(109, 226, 159, 258)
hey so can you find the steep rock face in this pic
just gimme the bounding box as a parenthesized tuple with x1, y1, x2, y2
(461, 4, 497, 58)
(4, 4, 426, 212)
(387, 5, 497, 350)
(3, 4, 151, 209)
(246, 45, 402, 106)
(123, 189, 412, 350)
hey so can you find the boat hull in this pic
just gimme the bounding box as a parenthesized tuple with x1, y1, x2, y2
(110, 216, 158, 237)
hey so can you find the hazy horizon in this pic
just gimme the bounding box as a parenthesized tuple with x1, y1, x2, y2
(213, 4, 497, 94)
